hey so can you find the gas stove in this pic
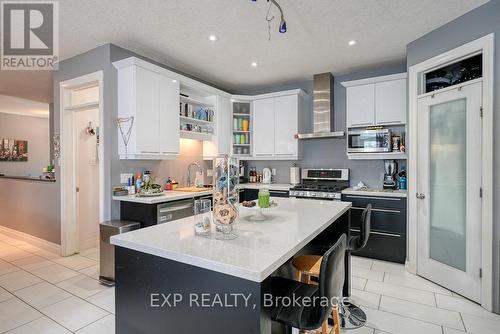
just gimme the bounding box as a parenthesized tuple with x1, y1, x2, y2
(289, 168, 349, 201)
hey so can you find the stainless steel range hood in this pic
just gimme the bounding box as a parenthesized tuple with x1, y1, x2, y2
(297, 73, 345, 139)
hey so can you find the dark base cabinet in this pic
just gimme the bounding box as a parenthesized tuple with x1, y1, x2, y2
(239, 188, 289, 203)
(350, 230, 406, 263)
(342, 193, 407, 264)
(120, 194, 212, 228)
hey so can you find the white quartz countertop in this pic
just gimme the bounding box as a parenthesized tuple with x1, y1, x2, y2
(238, 183, 293, 191)
(112, 189, 213, 204)
(111, 198, 351, 282)
(342, 187, 407, 198)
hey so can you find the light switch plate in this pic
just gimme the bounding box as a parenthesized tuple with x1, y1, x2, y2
(120, 173, 133, 184)
(206, 169, 213, 177)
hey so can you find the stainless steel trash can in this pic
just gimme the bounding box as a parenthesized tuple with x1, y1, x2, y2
(99, 220, 140, 286)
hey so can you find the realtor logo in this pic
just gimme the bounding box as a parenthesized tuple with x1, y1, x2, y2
(1, 1, 58, 70)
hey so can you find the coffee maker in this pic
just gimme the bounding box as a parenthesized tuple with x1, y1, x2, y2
(383, 160, 398, 190)
(239, 161, 248, 183)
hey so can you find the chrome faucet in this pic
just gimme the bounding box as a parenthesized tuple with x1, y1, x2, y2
(186, 162, 203, 187)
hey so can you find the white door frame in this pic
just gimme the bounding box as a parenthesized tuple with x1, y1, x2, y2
(59, 71, 104, 257)
(408, 34, 494, 310)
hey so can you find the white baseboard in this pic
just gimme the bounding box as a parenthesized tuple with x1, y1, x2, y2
(0, 225, 61, 255)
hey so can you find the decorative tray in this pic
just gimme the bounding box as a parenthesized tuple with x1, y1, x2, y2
(136, 191, 165, 197)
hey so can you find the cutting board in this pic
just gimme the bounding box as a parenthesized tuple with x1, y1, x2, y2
(173, 187, 212, 192)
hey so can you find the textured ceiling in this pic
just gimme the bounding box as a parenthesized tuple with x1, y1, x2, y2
(0, 0, 489, 102)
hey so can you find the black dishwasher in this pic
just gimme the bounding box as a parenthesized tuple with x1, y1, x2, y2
(341, 193, 407, 263)
(120, 194, 213, 228)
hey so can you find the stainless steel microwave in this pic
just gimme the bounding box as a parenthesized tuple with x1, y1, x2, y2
(347, 129, 392, 153)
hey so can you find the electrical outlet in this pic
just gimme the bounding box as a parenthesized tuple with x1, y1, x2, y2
(120, 173, 133, 184)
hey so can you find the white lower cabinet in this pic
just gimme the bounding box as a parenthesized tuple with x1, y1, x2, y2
(114, 59, 180, 160)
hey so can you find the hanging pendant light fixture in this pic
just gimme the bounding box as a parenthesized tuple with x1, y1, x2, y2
(251, 0, 288, 36)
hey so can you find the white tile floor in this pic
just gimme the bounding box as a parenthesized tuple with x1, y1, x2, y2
(1, 232, 500, 334)
(0, 234, 113, 334)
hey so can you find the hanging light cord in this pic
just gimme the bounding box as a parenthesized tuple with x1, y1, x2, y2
(254, 0, 287, 39)
(266, 2, 274, 41)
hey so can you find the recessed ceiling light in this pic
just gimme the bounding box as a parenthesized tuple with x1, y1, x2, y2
(251, 62, 258, 67)
(208, 35, 218, 42)
(348, 40, 357, 46)
(172, 79, 177, 83)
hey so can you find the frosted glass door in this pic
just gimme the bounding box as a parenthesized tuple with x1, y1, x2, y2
(429, 99, 466, 270)
(417, 81, 482, 303)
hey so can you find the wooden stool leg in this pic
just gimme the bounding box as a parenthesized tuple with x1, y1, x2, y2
(321, 318, 328, 334)
(295, 269, 302, 283)
(331, 305, 340, 334)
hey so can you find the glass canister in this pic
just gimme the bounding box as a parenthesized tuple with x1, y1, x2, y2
(242, 119, 249, 131)
(258, 188, 270, 208)
(213, 155, 239, 239)
(194, 199, 211, 236)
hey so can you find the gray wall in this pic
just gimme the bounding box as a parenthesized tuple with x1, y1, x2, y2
(0, 178, 60, 244)
(233, 62, 407, 187)
(0, 113, 50, 177)
(53, 45, 116, 240)
(0, 112, 58, 243)
(406, 0, 500, 312)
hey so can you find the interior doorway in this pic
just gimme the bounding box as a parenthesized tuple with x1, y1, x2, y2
(75, 107, 100, 251)
(417, 81, 482, 302)
(60, 71, 104, 257)
(408, 34, 494, 310)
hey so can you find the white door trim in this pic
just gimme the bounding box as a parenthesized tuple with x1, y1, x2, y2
(59, 71, 104, 257)
(417, 82, 483, 302)
(408, 33, 494, 310)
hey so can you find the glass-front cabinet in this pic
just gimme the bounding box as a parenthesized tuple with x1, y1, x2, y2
(231, 99, 252, 158)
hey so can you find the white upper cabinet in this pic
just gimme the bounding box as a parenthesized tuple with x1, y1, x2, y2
(216, 95, 231, 156)
(375, 79, 406, 125)
(135, 67, 162, 155)
(114, 58, 180, 160)
(346, 84, 375, 127)
(274, 95, 298, 157)
(343, 73, 407, 128)
(159, 74, 180, 155)
(203, 95, 231, 159)
(253, 98, 275, 157)
(251, 90, 303, 160)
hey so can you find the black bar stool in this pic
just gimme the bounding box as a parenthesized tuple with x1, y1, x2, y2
(342, 203, 372, 329)
(269, 234, 346, 334)
(292, 204, 372, 330)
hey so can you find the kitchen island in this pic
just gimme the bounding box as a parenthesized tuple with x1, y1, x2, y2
(111, 198, 351, 334)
